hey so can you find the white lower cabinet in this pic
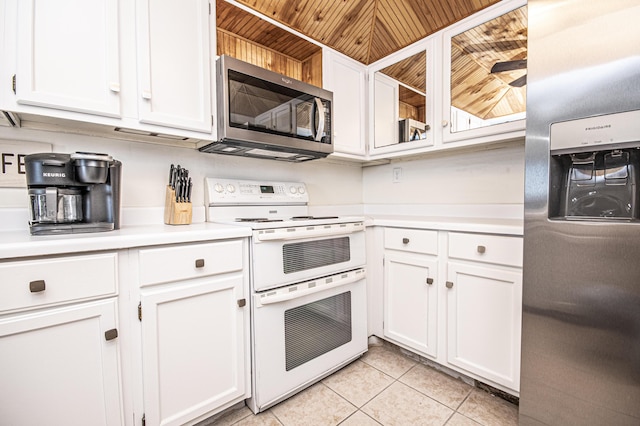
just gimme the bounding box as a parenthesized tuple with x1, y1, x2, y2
(445, 261, 522, 391)
(383, 235, 438, 358)
(0, 253, 124, 425)
(381, 227, 523, 394)
(133, 239, 250, 426)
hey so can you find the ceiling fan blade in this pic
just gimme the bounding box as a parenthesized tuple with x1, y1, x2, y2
(509, 74, 527, 87)
(490, 59, 527, 73)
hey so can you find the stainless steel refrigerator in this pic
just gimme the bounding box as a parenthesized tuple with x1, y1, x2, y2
(521, 1, 640, 425)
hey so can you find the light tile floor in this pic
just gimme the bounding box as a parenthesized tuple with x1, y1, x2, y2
(211, 343, 519, 426)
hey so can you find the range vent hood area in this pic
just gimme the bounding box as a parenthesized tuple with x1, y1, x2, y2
(198, 138, 328, 162)
(0, 106, 330, 163)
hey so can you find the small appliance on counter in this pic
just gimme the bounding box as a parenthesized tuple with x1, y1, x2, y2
(25, 152, 122, 235)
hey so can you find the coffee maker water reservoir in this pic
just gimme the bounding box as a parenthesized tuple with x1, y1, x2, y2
(25, 152, 122, 235)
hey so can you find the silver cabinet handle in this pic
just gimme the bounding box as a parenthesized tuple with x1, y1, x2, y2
(445, 281, 454, 289)
(195, 259, 205, 268)
(426, 278, 434, 285)
(402, 238, 410, 244)
(29, 280, 46, 293)
(477, 245, 486, 254)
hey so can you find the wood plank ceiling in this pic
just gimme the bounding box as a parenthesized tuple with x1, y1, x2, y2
(227, 0, 500, 65)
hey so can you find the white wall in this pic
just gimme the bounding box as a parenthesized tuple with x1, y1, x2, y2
(0, 124, 525, 232)
(0, 126, 363, 230)
(362, 142, 525, 206)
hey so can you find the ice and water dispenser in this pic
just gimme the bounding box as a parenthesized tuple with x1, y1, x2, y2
(549, 110, 640, 221)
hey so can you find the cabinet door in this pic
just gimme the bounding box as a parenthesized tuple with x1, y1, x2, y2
(140, 275, 247, 426)
(0, 299, 123, 425)
(15, 0, 121, 117)
(136, 0, 212, 133)
(442, 0, 527, 143)
(446, 261, 522, 390)
(384, 252, 438, 357)
(323, 51, 366, 156)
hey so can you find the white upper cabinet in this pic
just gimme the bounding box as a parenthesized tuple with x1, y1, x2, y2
(15, 0, 122, 117)
(367, 0, 526, 160)
(442, 0, 527, 144)
(1, 0, 214, 140)
(323, 50, 367, 158)
(136, 0, 212, 133)
(369, 41, 435, 158)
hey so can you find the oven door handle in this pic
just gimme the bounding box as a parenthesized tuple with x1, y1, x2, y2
(255, 222, 364, 242)
(257, 269, 366, 306)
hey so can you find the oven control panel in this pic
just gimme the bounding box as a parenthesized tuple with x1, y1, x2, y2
(205, 178, 309, 205)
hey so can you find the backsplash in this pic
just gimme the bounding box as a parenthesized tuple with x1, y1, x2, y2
(362, 142, 525, 206)
(0, 127, 526, 232)
(0, 126, 364, 231)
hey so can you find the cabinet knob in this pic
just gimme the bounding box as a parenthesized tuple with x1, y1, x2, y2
(477, 245, 486, 254)
(442, 120, 449, 127)
(402, 238, 410, 244)
(426, 278, 434, 285)
(29, 280, 46, 293)
(445, 281, 454, 289)
(237, 299, 246, 308)
(104, 328, 118, 341)
(195, 259, 205, 268)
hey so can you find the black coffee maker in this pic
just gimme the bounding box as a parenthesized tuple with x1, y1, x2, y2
(25, 152, 122, 235)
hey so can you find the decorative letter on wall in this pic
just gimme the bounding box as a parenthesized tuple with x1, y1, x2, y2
(0, 141, 52, 187)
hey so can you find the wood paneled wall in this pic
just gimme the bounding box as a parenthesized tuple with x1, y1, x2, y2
(399, 102, 425, 122)
(217, 29, 323, 87)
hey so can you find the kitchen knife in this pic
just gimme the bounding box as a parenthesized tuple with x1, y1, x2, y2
(186, 178, 192, 203)
(175, 176, 182, 202)
(180, 177, 186, 202)
(169, 164, 174, 186)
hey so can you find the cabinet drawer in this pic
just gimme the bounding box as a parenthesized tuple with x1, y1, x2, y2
(384, 228, 438, 255)
(448, 233, 522, 267)
(0, 253, 118, 313)
(138, 240, 244, 286)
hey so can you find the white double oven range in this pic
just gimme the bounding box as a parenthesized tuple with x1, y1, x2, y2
(205, 178, 368, 413)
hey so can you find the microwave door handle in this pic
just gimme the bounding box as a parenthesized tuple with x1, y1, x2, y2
(313, 97, 325, 141)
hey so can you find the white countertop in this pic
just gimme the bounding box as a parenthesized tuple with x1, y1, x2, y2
(0, 223, 252, 260)
(0, 206, 523, 260)
(368, 215, 523, 236)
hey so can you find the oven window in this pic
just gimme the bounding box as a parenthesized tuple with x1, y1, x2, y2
(282, 237, 350, 274)
(284, 292, 352, 371)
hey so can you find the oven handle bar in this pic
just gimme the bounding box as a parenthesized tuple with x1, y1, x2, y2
(255, 222, 364, 242)
(256, 269, 366, 306)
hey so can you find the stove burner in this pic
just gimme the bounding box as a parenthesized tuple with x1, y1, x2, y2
(235, 218, 284, 223)
(290, 216, 339, 220)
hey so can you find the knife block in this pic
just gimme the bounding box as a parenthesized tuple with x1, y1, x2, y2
(164, 185, 192, 225)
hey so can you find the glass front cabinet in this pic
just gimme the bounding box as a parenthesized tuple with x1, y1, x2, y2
(442, 0, 527, 144)
(368, 0, 527, 159)
(369, 40, 435, 158)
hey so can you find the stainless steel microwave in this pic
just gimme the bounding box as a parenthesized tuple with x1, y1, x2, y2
(199, 55, 333, 162)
